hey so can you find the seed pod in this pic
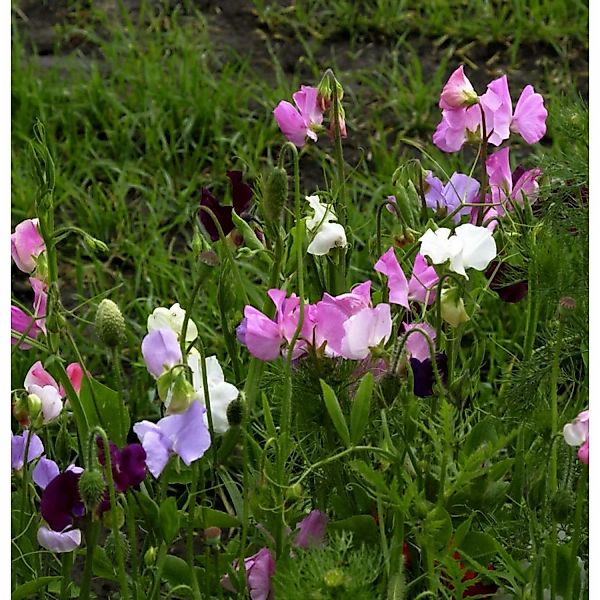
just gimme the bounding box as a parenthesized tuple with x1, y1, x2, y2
(104, 531, 130, 563)
(78, 470, 106, 513)
(226, 397, 245, 428)
(95, 299, 125, 348)
(262, 167, 288, 225)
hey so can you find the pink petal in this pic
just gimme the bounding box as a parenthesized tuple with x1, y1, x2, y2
(511, 85, 548, 144)
(408, 254, 439, 304)
(439, 65, 477, 110)
(404, 322, 436, 362)
(24, 361, 59, 393)
(486, 147, 512, 208)
(374, 248, 409, 308)
(273, 101, 308, 147)
(480, 76, 513, 146)
(292, 85, 323, 128)
(11, 219, 45, 273)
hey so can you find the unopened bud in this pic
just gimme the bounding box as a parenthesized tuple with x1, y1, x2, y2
(440, 288, 470, 327)
(226, 397, 245, 427)
(204, 526, 221, 547)
(13, 393, 31, 427)
(78, 470, 106, 513)
(105, 531, 130, 563)
(263, 167, 288, 225)
(144, 546, 158, 566)
(285, 482, 303, 500)
(95, 299, 126, 347)
(157, 367, 196, 414)
(323, 568, 345, 588)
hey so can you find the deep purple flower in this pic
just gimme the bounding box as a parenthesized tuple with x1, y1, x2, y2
(485, 261, 528, 303)
(40, 470, 85, 532)
(410, 353, 448, 398)
(200, 171, 253, 242)
(294, 510, 329, 549)
(97, 439, 147, 492)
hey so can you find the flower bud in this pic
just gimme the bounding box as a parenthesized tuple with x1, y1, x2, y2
(78, 469, 106, 513)
(286, 482, 303, 500)
(440, 288, 470, 327)
(323, 568, 345, 588)
(27, 393, 44, 427)
(144, 546, 158, 566)
(226, 397, 245, 427)
(104, 531, 130, 563)
(102, 503, 125, 530)
(95, 299, 126, 348)
(12, 393, 31, 427)
(204, 526, 222, 547)
(157, 367, 196, 414)
(263, 167, 288, 225)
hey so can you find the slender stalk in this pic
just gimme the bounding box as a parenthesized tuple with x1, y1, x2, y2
(79, 519, 100, 600)
(112, 347, 128, 445)
(59, 551, 74, 600)
(476, 103, 488, 226)
(566, 467, 587, 599)
(186, 462, 202, 600)
(150, 543, 168, 600)
(126, 492, 139, 587)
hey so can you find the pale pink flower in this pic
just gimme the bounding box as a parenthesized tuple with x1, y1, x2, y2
(439, 65, 478, 109)
(563, 409, 589, 465)
(273, 85, 324, 148)
(11, 218, 45, 274)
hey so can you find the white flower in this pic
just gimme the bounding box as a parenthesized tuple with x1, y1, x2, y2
(305, 195, 347, 256)
(27, 384, 63, 423)
(419, 224, 496, 279)
(188, 351, 239, 434)
(147, 303, 198, 343)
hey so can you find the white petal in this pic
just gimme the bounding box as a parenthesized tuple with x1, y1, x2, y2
(306, 195, 337, 231)
(37, 527, 81, 553)
(563, 422, 587, 446)
(454, 224, 497, 271)
(147, 304, 198, 342)
(418, 228, 453, 264)
(29, 384, 63, 423)
(307, 222, 347, 256)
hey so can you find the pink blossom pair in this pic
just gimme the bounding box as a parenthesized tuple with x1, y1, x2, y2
(434, 66, 547, 152)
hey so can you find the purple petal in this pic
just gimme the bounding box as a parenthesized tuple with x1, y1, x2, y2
(410, 353, 448, 398)
(141, 328, 183, 378)
(294, 510, 328, 548)
(40, 470, 84, 531)
(37, 526, 81, 553)
(32, 457, 60, 489)
(227, 171, 253, 215)
(11, 431, 44, 470)
(200, 187, 234, 242)
(133, 422, 172, 479)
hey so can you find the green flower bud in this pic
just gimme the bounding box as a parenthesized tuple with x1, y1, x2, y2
(286, 483, 303, 500)
(157, 367, 196, 414)
(323, 568, 346, 588)
(104, 531, 130, 563)
(226, 397, 245, 427)
(144, 546, 158, 566)
(263, 167, 288, 225)
(78, 470, 106, 513)
(440, 288, 470, 328)
(95, 299, 126, 348)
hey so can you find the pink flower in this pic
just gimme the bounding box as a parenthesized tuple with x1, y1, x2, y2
(563, 409, 589, 465)
(408, 254, 439, 305)
(433, 105, 481, 153)
(11, 218, 45, 274)
(221, 547, 275, 600)
(11, 277, 48, 349)
(237, 289, 313, 361)
(374, 248, 409, 308)
(479, 75, 513, 146)
(510, 85, 548, 144)
(439, 65, 478, 109)
(294, 510, 328, 549)
(340, 303, 392, 360)
(403, 322, 436, 362)
(273, 85, 324, 148)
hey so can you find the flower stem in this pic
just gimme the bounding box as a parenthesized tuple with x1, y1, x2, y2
(566, 466, 587, 599)
(476, 103, 488, 226)
(186, 461, 202, 600)
(59, 551, 74, 600)
(125, 492, 139, 590)
(79, 519, 100, 600)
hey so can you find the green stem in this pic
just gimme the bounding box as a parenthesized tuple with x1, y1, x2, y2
(150, 543, 168, 600)
(126, 492, 139, 590)
(112, 347, 128, 445)
(59, 551, 74, 600)
(566, 467, 587, 599)
(186, 462, 202, 600)
(79, 519, 100, 600)
(476, 102, 488, 226)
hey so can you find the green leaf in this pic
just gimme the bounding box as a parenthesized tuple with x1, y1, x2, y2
(80, 376, 129, 446)
(12, 577, 61, 600)
(320, 379, 350, 447)
(328, 515, 379, 545)
(195, 508, 241, 529)
(135, 490, 159, 528)
(92, 547, 118, 581)
(422, 506, 452, 550)
(458, 531, 498, 563)
(162, 555, 193, 592)
(462, 418, 498, 457)
(453, 515, 474, 547)
(349, 460, 390, 496)
(159, 497, 181, 544)
(350, 372, 373, 444)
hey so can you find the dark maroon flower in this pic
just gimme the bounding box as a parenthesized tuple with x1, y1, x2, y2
(410, 353, 448, 397)
(40, 470, 85, 531)
(486, 261, 528, 304)
(97, 439, 147, 493)
(200, 171, 253, 241)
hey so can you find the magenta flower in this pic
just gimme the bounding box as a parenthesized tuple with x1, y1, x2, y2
(273, 85, 324, 148)
(433, 104, 481, 153)
(374, 248, 409, 308)
(439, 65, 478, 110)
(11, 218, 45, 274)
(133, 400, 212, 478)
(60, 363, 85, 396)
(294, 510, 328, 549)
(141, 328, 183, 378)
(11, 277, 47, 349)
(408, 254, 440, 305)
(221, 547, 276, 600)
(563, 409, 589, 465)
(97, 439, 147, 492)
(479, 75, 513, 146)
(237, 289, 313, 361)
(200, 171, 253, 242)
(11, 431, 44, 470)
(310, 281, 372, 356)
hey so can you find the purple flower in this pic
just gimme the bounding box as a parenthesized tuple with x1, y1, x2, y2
(40, 470, 85, 531)
(98, 440, 147, 492)
(133, 401, 212, 478)
(294, 510, 328, 549)
(37, 526, 81, 553)
(485, 261, 528, 304)
(200, 171, 253, 242)
(11, 431, 44, 470)
(11, 218, 46, 274)
(32, 457, 61, 489)
(221, 547, 275, 600)
(141, 328, 183, 378)
(410, 353, 448, 398)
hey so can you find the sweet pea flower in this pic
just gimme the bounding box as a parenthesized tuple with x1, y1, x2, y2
(141, 328, 183, 378)
(485, 261, 528, 304)
(274, 85, 324, 148)
(188, 352, 240, 434)
(510, 85, 548, 144)
(294, 510, 329, 549)
(310, 281, 372, 356)
(200, 171, 253, 242)
(340, 303, 392, 360)
(419, 224, 497, 279)
(374, 248, 409, 308)
(237, 289, 313, 361)
(11, 277, 47, 349)
(440, 288, 470, 327)
(408, 254, 440, 305)
(221, 547, 275, 600)
(148, 303, 198, 343)
(40, 470, 85, 532)
(133, 400, 211, 478)
(563, 410, 589, 465)
(439, 65, 478, 109)
(98, 440, 147, 492)
(11, 218, 45, 274)
(11, 431, 44, 470)
(403, 322, 436, 363)
(37, 527, 82, 553)
(305, 195, 347, 256)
